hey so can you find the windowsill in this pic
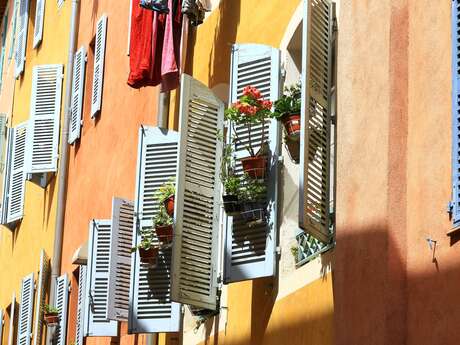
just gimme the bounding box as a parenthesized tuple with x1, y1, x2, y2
(447, 225, 460, 236)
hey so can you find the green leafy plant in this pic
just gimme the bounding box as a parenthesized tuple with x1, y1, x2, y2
(290, 245, 299, 260)
(271, 82, 301, 120)
(224, 86, 273, 157)
(238, 174, 267, 202)
(131, 227, 157, 252)
(44, 304, 59, 314)
(155, 178, 175, 204)
(218, 131, 242, 196)
(154, 206, 173, 227)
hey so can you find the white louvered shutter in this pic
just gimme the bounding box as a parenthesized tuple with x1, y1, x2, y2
(171, 74, 224, 310)
(128, 127, 181, 333)
(26, 64, 63, 173)
(91, 15, 107, 118)
(32, 250, 49, 345)
(55, 274, 69, 345)
(17, 273, 34, 345)
(0, 309, 3, 345)
(299, 0, 334, 243)
(32, 0, 44, 48)
(14, 0, 29, 78)
(7, 294, 15, 345)
(0, 127, 13, 225)
(84, 220, 118, 336)
(69, 47, 86, 144)
(223, 44, 281, 283)
(107, 197, 133, 321)
(7, 122, 27, 224)
(75, 266, 86, 345)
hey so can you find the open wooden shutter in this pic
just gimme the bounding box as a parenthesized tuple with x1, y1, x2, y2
(128, 126, 181, 333)
(7, 294, 15, 345)
(107, 197, 134, 321)
(55, 274, 69, 345)
(17, 273, 34, 345)
(14, 0, 29, 78)
(26, 64, 63, 173)
(32, 0, 44, 48)
(75, 266, 86, 345)
(223, 44, 281, 283)
(1, 127, 13, 225)
(32, 250, 49, 345)
(171, 74, 224, 310)
(91, 15, 107, 118)
(299, 0, 334, 243)
(69, 47, 86, 144)
(7, 122, 27, 224)
(0, 309, 3, 345)
(84, 220, 118, 336)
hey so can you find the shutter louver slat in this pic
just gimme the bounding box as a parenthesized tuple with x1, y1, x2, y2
(223, 44, 281, 283)
(7, 122, 27, 223)
(26, 64, 63, 173)
(17, 273, 34, 345)
(128, 127, 181, 333)
(32, 0, 45, 48)
(91, 15, 107, 118)
(7, 294, 15, 345)
(69, 47, 86, 144)
(14, 0, 29, 78)
(171, 74, 224, 310)
(75, 266, 86, 345)
(84, 220, 118, 336)
(299, 0, 334, 243)
(32, 250, 49, 345)
(55, 274, 69, 345)
(107, 197, 134, 321)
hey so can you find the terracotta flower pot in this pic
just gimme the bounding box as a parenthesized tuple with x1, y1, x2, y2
(44, 313, 59, 325)
(222, 195, 241, 216)
(139, 246, 159, 264)
(163, 195, 175, 216)
(156, 224, 173, 243)
(241, 156, 267, 179)
(281, 113, 301, 137)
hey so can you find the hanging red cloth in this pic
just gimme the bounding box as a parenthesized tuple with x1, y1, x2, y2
(128, 0, 182, 91)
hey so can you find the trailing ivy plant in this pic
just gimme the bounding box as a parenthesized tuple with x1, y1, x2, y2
(155, 178, 175, 204)
(154, 205, 173, 227)
(131, 226, 157, 252)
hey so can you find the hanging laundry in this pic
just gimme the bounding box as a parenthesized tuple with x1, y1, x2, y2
(140, 0, 169, 14)
(128, 0, 182, 92)
(182, 0, 205, 26)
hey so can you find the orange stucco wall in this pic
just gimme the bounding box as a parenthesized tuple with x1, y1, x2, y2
(60, 0, 159, 344)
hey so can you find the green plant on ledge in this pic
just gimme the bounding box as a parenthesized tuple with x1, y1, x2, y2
(271, 82, 301, 120)
(155, 178, 175, 204)
(131, 227, 157, 252)
(44, 304, 59, 314)
(154, 206, 173, 227)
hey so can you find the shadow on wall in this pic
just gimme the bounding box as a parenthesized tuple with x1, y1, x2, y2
(186, 0, 241, 88)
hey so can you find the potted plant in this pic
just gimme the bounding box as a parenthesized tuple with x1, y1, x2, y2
(132, 228, 159, 264)
(272, 82, 301, 138)
(154, 206, 174, 244)
(155, 179, 175, 217)
(225, 86, 273, 179)
(238, 174, 267, 225)
(43, 304, 59, 325)
(219, 135, 242, 215)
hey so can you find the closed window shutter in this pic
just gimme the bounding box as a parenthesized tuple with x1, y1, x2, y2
(55, 274, 69, 345)
(75, 265, 86, 345)
(7, 294, 15, 345)
(32, 0, 44, 48)
(17, 273, 34, 345)
(128, 126, 181, 333)
(299, 0, 334, 243)
(69, 47, 86, 145)
(7, 122, 27, 224)
(223, 44, 281, 283)
(32, 250, 49, 345)
(26, 64, 63, 173)
(14, 0, 29, 78)
(107, 197, 133, 321)
(84, 220, 118, 336)
(171, 74, 224, 310)
(0, 309, 3, 345)
(1, 127, 13, 225)
(91, 15, 107, 118)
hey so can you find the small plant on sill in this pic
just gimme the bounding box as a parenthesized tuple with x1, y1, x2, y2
(272, 82, 302, 138)
(155, 178, 175, 216)
(153, 206, 174, 245)
(43, 304, 59, 325)
(225, 86, 273, 179)
(132, 227, 159, 264)
(290, 245, 299, 261)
